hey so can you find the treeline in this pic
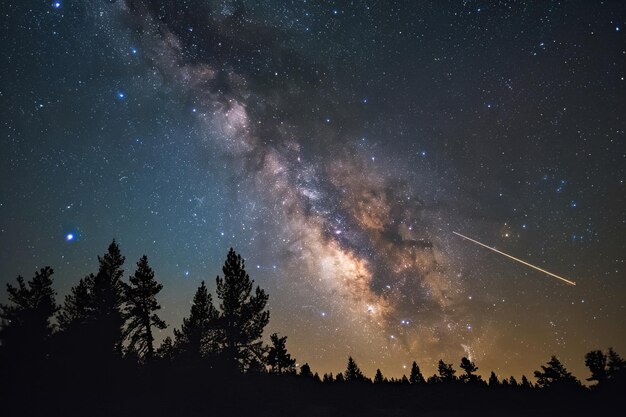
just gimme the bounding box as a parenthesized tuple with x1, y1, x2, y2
(0, 241, 624, 416)
(1, 241, 272, 371)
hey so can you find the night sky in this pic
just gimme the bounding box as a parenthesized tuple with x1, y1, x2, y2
(1, 0, 625, 381)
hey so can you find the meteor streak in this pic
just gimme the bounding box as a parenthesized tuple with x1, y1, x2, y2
(453, 231, 576, 286)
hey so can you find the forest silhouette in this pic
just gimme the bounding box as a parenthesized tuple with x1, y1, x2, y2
(1, 241, 624, 416)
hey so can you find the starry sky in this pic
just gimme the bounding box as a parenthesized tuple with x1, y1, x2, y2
(1, 0, 625, 381)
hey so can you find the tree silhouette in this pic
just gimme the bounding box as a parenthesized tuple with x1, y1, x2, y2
(267, 332, 296, 374)
(54, 274, 96, 364)
(8, 244, 626, 416)
(374, 368, 385, 384)
(57, 275, 93, 331)
(437, 359, 456, 382)
(488, 371, 499, 387)
(427, 374, 441, 384)
(533, 356, 580, 389)
(156, 336, 176, 361)
(409, 361, 425, 384)
(300, 362, 313, 378)
(585, 350, 608, 385)
(585, 347, 626, 388)
(345, 356, 365, 381)
(123, 255, 166, 361)
(0, 267, 58, 362)
(174, 281, 218, 359)
(607, 348, 626, 379)
(215, 248, 269, 370)
(91, 240, 126, 358)
(459, 357, 480, 383)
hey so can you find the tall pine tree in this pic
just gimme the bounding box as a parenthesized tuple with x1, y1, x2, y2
(437, 359, 456, 382)
(533, 356, 580, 389)
(460, 357, 480, 383)
(345, 356, 365, 381)
(214, 248, 269, 370)
(91, 240, 126, 358)
(585, 350, 608, 385)
(409, 361, 425, 384)
(174, 281, 218, 359)
(123, 255, 166, 361)
(0, 267, 58, 363)
(267, 333, 296, 374)
(57, 275, 94, 331)
(374, 369, 385, 384)
(488, 371, 499, 387)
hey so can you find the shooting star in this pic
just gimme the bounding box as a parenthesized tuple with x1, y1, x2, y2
(453, 231, 576, 286)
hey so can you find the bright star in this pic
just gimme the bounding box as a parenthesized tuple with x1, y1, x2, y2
(53, 2, 61, 9)
(65, 233, 74, 242)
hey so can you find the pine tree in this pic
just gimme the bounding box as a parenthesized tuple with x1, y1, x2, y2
(174, 281, 218, 359)
(156, 336, 176, 361)
(335, 372, 345, 382)
(521, 375, 532, 388)
(345, 356, 364, 381)
(57, 275, 93, 331)
(409, 361, 425, 384)
(300, 362, 313, 378)
(459, 357, 480, 383)
(0, 267, 58, 362)
(437, 359, 456, 382)
(607, 348, 626, 379)
(313, 372, 321, 382)
(54, 275, 96, 364)
(267, 333, 296, 374)
(374, 368, 384, 384)
(91, 240, 126, 357)
(585, 350, 608, 385)
(215, 248, 269, 370)
(533, 356, 580, 389)
(509, 376, 518, 387)
(488, 371, 499, 387)
(323, 372, 334, 383)
(123, 255, 166, 361)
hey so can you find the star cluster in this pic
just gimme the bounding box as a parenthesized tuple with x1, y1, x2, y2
(0, 0, 624, 380)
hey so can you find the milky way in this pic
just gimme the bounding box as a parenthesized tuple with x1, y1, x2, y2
(1, 0, 624, 380)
